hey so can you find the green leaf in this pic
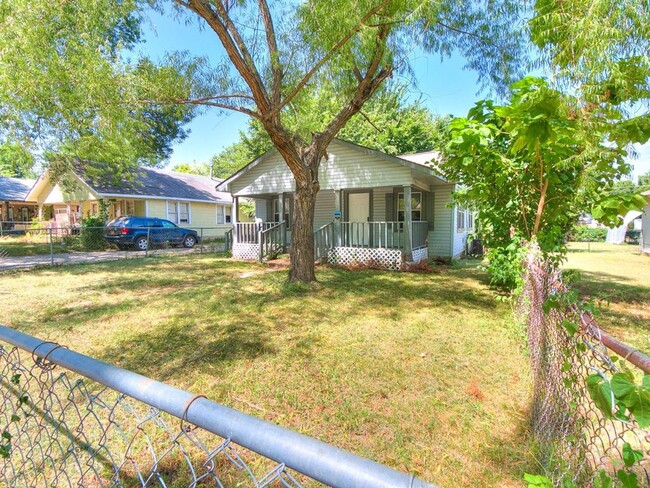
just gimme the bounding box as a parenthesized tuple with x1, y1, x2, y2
(616, 470, 638, 488)
(593, 470, 613, 488)
(523, 473, 554, 488)
(622, 443, 643, 468)
(1, 432, 11, 441)
(586, 374, 615, 418)
(561, 319, 579, 337)
(10, 415, 20, 423)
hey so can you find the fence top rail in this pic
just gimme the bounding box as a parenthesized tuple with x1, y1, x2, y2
(0, 324, 435, 488)
(528, 259, 650, 375)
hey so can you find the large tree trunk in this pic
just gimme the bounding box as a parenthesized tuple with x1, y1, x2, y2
(289, 178, 319, 282)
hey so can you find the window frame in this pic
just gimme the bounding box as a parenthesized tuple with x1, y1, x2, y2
(397, 192, 422, 222)
(167, 201, 191, 225)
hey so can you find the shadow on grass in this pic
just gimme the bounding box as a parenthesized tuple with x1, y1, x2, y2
(570, 269, 650, 305)
(98, 313, 278, 381)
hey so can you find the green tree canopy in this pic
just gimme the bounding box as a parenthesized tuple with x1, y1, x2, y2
(0, 1, 194, 182)
(442, 77, 645, 255)
(530, 0, 650, 147)
(1, 0, 530, 282)
(170, 162, 210, 176)
(0, 142, 36, 179)
(211, 84, 451, 178)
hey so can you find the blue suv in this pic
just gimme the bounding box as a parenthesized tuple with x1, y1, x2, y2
(104, 217, 200, 251)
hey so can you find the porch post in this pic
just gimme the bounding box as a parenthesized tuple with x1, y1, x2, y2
(277, 193, 286, 252)
(37, 204, 43, 221)
(333, 190, 342, 247)
(233, 197, 239, 244)
(403, 185, 413, 262)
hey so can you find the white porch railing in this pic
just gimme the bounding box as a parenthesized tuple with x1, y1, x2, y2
(233, 221, 429, 266)
(340, 221, 428, 250)
(259, 221, 286, 261)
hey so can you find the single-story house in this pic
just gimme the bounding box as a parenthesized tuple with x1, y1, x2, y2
(216, 139, 474, 269)
(26, 167, 234, 238)
(642, 190, 650, 254)
(0, 177, 38, 229)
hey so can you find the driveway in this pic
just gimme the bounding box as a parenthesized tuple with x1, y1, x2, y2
(0, 248, 203, 271)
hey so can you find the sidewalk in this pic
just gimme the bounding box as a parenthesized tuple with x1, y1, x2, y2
(0, 248, 199, 271)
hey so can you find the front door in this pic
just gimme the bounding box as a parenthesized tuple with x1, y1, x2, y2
(347, 192, 370, 246)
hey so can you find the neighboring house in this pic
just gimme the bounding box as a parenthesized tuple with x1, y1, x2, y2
(0, 177, 38, 229)
(642, 190, 650, 254)
(26, 167, 233, 238)
(217, 139, 474, 269)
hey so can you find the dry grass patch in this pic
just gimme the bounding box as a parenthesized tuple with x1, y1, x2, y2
(1, 255, 533, 487)
(565, 242, 650, 355)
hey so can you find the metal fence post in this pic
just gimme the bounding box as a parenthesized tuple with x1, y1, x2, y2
(200, 227, 203, 254)
(49, 228, 54, 266)
(146, 227, 150, 258)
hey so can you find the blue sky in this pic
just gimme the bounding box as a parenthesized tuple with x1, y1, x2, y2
(138, 7, 650, 180)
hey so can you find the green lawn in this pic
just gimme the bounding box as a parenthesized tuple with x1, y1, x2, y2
(565, 242, 650, 355)
(0, 256, 532, 487)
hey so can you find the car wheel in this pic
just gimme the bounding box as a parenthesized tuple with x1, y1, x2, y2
(183, 235, 197, 248)
(135, 236, 149, 251)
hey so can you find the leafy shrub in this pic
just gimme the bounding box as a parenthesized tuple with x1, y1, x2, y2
(80, 216, 107, 251)
(485, 239, 527, 292)
(569, 225, 607, 242)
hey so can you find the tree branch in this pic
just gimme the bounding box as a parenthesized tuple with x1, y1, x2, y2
(359, 111, 383, 133)
(184, 0, 270, 112)
(314, 25, 392, 154)
(435, 21, 482, 40)
(267, 0, 392, 119)
(257, 0, 282, 107)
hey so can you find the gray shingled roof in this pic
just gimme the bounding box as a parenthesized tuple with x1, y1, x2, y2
(79, 167, 231, 203)
(0, 177, 36, 202)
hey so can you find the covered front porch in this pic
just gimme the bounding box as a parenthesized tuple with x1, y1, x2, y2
(230, 185, 433, 270)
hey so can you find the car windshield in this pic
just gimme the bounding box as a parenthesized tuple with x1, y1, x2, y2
(161, 220, 177, 229)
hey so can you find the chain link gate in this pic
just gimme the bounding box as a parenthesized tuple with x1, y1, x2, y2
(0, 325, 434, 488)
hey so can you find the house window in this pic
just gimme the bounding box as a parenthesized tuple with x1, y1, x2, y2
(467, 211, 474, 230)
(456, 207, 466, 231)
(273, 198, 281, 223)
(397, 192, 422, 221)
(217, 205, 224, 225)
(125, 200, 135, 216)
(167, 201, 190, 224)
(91, 202, 98, 216)
(217, 205, 232, 224)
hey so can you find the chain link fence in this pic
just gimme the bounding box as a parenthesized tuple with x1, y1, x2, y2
(0, 326, 434, 488)
(0, 224, 231, 269)
(519, 248, 650, 486)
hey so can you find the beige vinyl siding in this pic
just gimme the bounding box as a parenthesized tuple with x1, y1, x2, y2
(230, 140, 414, 196)
(134, 200, 146, 216)
(453, 226, 469, 258)
(146, 199, 166, 219)
(189, 202, 232, 238)
(428, 184, 454, 258)
(373, 187, 392, 220)
(255, 198, 268, 221)
(314, 190, 335, 230)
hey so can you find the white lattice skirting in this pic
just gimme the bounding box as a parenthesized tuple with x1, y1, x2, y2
(328, 247, 403, 271)
(411, 247, 428, 263)
(232, 243, 259, 260)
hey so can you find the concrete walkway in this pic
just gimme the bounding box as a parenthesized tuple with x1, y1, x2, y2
(0, 248, 201, 271)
